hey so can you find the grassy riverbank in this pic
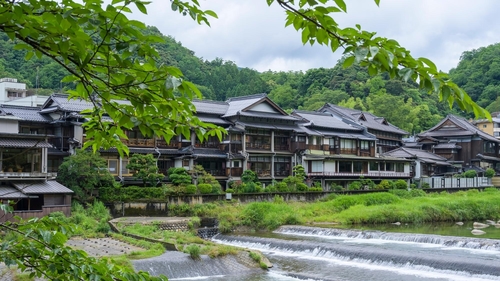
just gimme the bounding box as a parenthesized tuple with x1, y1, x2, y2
(169, 188, 500, 231)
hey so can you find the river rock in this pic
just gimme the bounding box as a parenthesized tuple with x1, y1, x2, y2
(486, 220, 496, 225)
(494, 224, 500, 228)
(473, 222, 490, 229)
(391, 222, 401, 226)
(471, 229, 486, 235)
(455, 222, 464, 226)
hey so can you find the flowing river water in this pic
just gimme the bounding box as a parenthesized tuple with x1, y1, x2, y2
(134, 223, 500, 281)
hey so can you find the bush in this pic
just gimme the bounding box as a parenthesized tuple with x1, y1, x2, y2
(99, 186, 167, 202)
(463, 170, 477, 178)
(485, 168, 496, 178)
(359, 177, 376, 190)
(330, 183, 343, 191)
(394, 179, 408, 190)
(348, 181, 362, 190)
(198, 183, 212, 194)
(184, 184, 197, 194)
(296, 183, 308, 192)
(377, 180, 392, 190)
(211, 183, 222, 194)
(421, 182, 431, 189)
(308, 187, 323, 192)
(225, 188, 234, 194)
(265, 185, 277, 192)
(276, 182, 289, 192)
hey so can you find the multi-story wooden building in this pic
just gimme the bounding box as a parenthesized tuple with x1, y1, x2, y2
(417, 115, 500, 171)
(0, 93, 414, 190)
(318, 103, 409, 153)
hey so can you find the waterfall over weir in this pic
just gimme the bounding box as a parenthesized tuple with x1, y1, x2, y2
(276, 225, 500, 251)
(213, 226, 500, 281)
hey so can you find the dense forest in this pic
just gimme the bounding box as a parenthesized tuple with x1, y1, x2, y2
(0, 26, 499, 134)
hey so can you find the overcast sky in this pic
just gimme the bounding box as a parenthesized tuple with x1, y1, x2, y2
(130, 0, 500, 72)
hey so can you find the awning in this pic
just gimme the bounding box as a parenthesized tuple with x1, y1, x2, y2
(476, 154, 500, 162)
(0, 186, 31, 199)
(0, 138, 53, 148)
(13, 181, 73, 194)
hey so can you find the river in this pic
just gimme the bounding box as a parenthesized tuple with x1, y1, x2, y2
(135, 222, 500, 281)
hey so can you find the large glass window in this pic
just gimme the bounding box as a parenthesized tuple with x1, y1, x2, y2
(108, 159, 118, 174)
(338, 161, 352, 173)
(353, 161, 363, 173)
(360, 140, 370, 150)
(396, 163, 404, 172)
(385, 162, 394, 171)
(340, 139, 356, 149)
(484, 142, 496, 154)
(311, 161, 323, 172)
(369, 162, 378, 171)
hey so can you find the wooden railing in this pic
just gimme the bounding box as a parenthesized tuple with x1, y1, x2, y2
(292, 142, 306, 151)
(226, 167, 243, 177)
(256, 170, 272, 177)
(156, 139, 180, 149)
(246, 143, 271, 150)
(274, 170, 290, 177)
(0, 205, 71, 223)
(307, 144, 322, 150)
(122, 138, 155, 147)
(307, 172, 410, 178)
(274, 144, 290, 151)
(340, 148, 357, 155)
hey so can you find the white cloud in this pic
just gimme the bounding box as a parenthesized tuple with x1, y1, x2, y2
(129, 0, 500, 72)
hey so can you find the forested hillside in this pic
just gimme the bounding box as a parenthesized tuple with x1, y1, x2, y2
(0, 26, 498, 133)
(449, 43, 500, 114)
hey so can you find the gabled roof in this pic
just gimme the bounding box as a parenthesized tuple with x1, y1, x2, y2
(292, 110, 362, 131)
(223, 93, 291, 120)
(192, 99, 229, 115)
(41, 94, 94, 112)
(0, 104, 52, 123)
(418, 115, 499, 143)
(12, 181, 73, 194)
(383, 147, 450, 165)
(319, 103, 409, 135)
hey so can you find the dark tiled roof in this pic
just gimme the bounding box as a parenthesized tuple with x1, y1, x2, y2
(99, 147, 187, 155)
(0, 138, 52, 148)
(0, 104, 52, 123)
(42, 94, 94, 112)
(197, 114, 231, 125)
(418, 115, 499, 143)
(433, 143, 461, 149)
(236, 111, 299, 120)
(224, 94, 268, 117)
(13, 181, 73, 194)
(383, 147, 450, 165)
(192, 148, 228, 159)
(192, 100, 229, 115)
(0, 186, 30, 198)
(293, 110, 362, 131)
(320, 103, 408, 135)
(476, 154, 500, 162)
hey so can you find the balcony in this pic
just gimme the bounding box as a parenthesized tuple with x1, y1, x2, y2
(157, 139, 180, 149)
(307, 144, 322, 150)
(226, 167, 243, 177)
(340, 148, 357, 155)
(274, 144, 290, 151)
(205, 169, 226, 177)
(292, 142, 306, 151)
(122, 138, 155, 147)
(0, 172, 57, 179)
(307, 171, 411, 178)
(223, 144, 243, 154)
(195, 142, 221, 149)
(256, 170, 272, 177)
(0, 205, 71, 223)
(246, 143, 271, 150)
(274, 170, 290, 177)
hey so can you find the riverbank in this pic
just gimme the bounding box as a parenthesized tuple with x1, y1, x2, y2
(166, 188, 500, 232)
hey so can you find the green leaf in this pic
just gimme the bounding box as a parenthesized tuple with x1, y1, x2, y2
(354, 47, 369, 63)
(334, 0, 347, 12)
(343, 56, 355, 68)
(419, 57, 437, 72)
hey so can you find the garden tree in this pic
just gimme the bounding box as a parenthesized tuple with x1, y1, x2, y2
(126, 154, 164, 187)
(0, 0, 491, 279)
(191, 165, 222, 193)
(56, 149, 115, 204)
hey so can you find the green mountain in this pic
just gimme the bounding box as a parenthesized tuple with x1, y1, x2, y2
(0, 26, 498, 133)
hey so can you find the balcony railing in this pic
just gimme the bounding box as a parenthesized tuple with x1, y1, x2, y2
(274, 170, 290, 177)
(292, 142, 306, 151)
(0, 172, 56, 178)
(0, 205, 71, 223)
(226, 167, 243, 177)
(122, 138, 155, 147)
(246, 143, 271, 150)
(274, 144, 290, 151)
(307, 144, 322, 150)
(156, 139, 180, 149)
(256, 170, 272, 177)
(195, 142, 221, 149)
(223, 144, 243, 154)
(205, 169, 226, 177)
(340, 148, 357, 155)
(307, 172, 411, 178)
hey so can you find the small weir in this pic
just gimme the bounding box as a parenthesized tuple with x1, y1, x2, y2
(275, 225, 500, 251)
(212, 225, 500, 281)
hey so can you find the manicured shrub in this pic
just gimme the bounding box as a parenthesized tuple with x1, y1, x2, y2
(463, 170, 477, 178)
(211, 183, 222, 194)
(198, 183, 212, 194)
(485, 168, 496, 178)
(265, 185, 277, 192)
(348, 181, 362, 190)
(296, 183, 308, 192)
(225, 188, 234, 194)
(330, 183, 343, 191)
(421, 182, 431, 189)
(184, 184, 197, 194)
(276, 182, 289, 192)
(359, 177, 376, 190)
(394, 179, 408, 190)
(377, 180, 392, 189)
(410, 183, 417, 189)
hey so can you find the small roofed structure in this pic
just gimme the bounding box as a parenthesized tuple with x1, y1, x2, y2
(0, 180, 73, 222)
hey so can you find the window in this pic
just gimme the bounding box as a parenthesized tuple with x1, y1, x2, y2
(353, 161, 363, 173)
(396, 163, 404, 172)
(360, 140, 370, 150)
(484, 142, 496, 154)
(233, 161, 240, 168)
(121, 160, 130, 175)
(483, 124, 488, 128)
(108, 159, 118, 174)
(338, 161, 352, 173)
(385, 162, 394, 171)
(311, 161, 323, 172)
(340, 139, 356, 149)
(127, 130, 144, 139)
(369, 162, 379, 171)
(297, 136, 306, 142)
